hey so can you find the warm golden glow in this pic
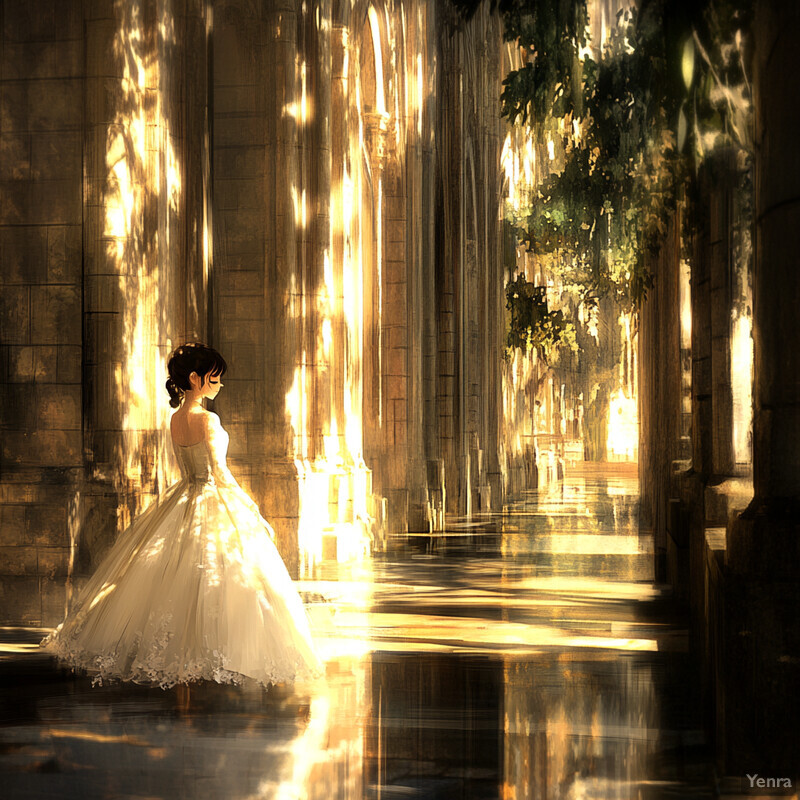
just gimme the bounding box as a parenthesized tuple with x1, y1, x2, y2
(286, 363, 309, 460)
(48, 729, 151, 746)
(367, 8, 386, 115)
(604, 311, 639, 461)
(282, 0, 432, 573)
(416, 52, 423, 136)
(321, 317, 333, 355)
(680, 259, 692, 348)
(332, 610, 658, 653)
(295, 463, 330, 570)
(731, 314, 753, 465)
(104, 0, 182, 514)
(272, 694, 334, 799)
(501, 127, 537, 212)
(87, 582, 117, 611)
(606, 388, 638, 461)
(376, 177, 383, 427)
(586, 303, 599, 340)
(0, 642, 42, 654)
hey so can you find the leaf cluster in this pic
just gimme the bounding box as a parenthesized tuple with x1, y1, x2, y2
(504, 271, 575, 359)
(496, 0, 752, 355)
(499, 0, 590, 124)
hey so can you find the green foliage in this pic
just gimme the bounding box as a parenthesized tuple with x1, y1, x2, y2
(490, 0, 753, 356)
(499, 0, 590, 124)
(504, 272, 575, 359)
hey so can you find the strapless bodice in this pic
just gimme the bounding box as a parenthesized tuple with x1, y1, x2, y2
(174, 426, 230, 484)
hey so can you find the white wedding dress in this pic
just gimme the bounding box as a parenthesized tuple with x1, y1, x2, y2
(42, 415, 322, 688)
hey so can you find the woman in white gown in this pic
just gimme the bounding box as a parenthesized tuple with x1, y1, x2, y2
(42, 343, 321, 688)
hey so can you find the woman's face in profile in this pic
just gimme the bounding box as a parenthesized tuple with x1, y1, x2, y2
(191, 370, 224, 400)
(202, 372, 224, 400)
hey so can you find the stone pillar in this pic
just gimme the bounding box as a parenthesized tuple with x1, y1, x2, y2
(689, 176, 713, 482)
(456, 52, 470, 519)
(638, 216, 681, 561)
(708, 153, 737, 478)
(0, 0, 209, 626)
(476, 8, 505, 514)
(303, 0, 332, 465)
(330, 23, 348, 467)
(406, 0, 443, 532)
(436, 47, 463, 517)
(181, 1, 214, 343)
(365, 109, 403, 532)
(486, 153, 505, 510)
(83, 0, 136, 562)
(82, 0, 203, 571)
(260, 0, 302, 573)
(407, 166, 430, 533)
(361, 108, 386, 489)
(0, 0, 83, 625)
(728, 3, 800, 571)
(750, 25, 800, 507)
(402, 6, 430, 534)
(724, 0, 800, 774)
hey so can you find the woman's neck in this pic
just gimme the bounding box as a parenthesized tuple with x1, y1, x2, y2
(183, 393, 204, 408)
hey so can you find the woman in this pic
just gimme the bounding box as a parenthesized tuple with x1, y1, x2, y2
(42, 343, 321, 688)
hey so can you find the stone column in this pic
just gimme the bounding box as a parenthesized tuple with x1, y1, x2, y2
(708, 158, 735, 478)
(260, 0, 302, 574)
(724, 0, 800, 774)
(485, 118, 505, 511)
(181, 0, 213, 343)
(728, 3, 800, 571)
(436, 38, 463, 517)
(749, 16, 800, 508)
(330, 23, 348, 466)
(478, 8, 505, 514)
(407, 130, 430, 533)
(689, 175, 713, 481)
(211, 0, 267, 487)
(311, 0, 333, 465)
(399, 8, 431, 535)
(83, 0, 197, 567)
(413, 0, 443, 531)
(361, 110, 386, 481)
(0, 0, 83, 625)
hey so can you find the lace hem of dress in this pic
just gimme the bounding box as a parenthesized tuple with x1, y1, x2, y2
(41, 630, 317, 690)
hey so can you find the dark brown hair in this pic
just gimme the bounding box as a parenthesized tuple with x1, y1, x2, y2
(165, 343, 228, 408)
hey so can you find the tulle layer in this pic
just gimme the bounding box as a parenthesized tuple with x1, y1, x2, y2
(42, 478, 322, 689)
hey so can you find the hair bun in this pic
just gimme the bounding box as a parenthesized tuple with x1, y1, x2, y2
(165, 376, 184, 409)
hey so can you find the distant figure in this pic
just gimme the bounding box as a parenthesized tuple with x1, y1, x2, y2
(42, 343, 321, 689)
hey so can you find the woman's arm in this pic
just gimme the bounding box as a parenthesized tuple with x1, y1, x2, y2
(202, 412, 239, 488)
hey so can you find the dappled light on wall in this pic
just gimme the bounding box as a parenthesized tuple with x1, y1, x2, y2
(607, 312, 638, 461)
(731, 313, 752, 469)
(607, 388, 638, 461)
(104, 0, 183, 518)
(282, 5, 413, 576)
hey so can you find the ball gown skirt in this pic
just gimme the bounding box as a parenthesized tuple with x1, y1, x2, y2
(41, 418, 322, 688)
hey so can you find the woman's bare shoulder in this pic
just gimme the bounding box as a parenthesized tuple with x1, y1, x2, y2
(170, 407, 219, 446)
(197, 409, 222, 430)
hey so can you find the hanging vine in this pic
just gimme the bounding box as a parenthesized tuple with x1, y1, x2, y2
(453, 0, 753, 357)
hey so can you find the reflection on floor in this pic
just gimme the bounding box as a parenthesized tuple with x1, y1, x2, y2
(1, 468, 727, 798)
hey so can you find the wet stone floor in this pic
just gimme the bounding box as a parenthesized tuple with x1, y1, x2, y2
(1, 467, 717, 799)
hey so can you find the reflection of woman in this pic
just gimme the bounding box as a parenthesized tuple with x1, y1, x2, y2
(43, 343, 321, 688)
